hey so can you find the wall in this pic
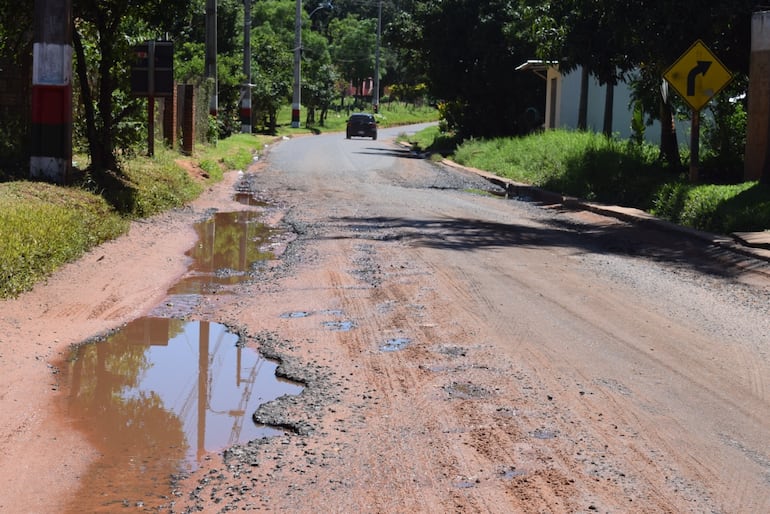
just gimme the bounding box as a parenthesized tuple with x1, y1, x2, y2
(544, 65, 689, 146)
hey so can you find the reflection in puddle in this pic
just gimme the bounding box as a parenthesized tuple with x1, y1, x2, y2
(168, 211, 275, 296)
(61, 318, 302, 511)
(59, 209, 299, 510)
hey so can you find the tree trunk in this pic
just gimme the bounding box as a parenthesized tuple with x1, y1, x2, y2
(72, 29, 100, 169)
(96, 31, 118, 171)
(659, 95, 682, 170)
(578, 67, 589, 130)
(603, 82, 614, 137)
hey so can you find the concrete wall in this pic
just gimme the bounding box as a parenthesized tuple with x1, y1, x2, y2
(544, 65, 688, 146)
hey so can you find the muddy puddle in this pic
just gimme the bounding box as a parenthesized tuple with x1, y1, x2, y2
(167, 210, 275, 298)
(58, 208, 300, 511)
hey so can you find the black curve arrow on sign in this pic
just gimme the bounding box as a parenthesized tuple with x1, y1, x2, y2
(687, 60, 711, 96)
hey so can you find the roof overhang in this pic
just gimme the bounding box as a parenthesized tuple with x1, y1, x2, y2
(515, 60, 556, 80)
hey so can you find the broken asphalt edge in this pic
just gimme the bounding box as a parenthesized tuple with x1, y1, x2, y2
(438, 158, 770, 265)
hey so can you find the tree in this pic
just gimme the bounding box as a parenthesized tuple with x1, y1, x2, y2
(301, 30, 336, 125)
(251, 31, 292, 132)
(329, 14, 377, 102)
(392, 0, 543, 138)
(522, 0, 755, 171)
(71, 0, 195, 173)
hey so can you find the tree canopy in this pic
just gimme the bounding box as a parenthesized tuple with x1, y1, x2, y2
(0, 0, 760, 176)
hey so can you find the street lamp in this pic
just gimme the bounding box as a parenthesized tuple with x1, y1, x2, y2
(291, 1, 332, 128)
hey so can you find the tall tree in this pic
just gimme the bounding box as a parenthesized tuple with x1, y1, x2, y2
(329, 14, 376, 101)
(394, 0, 542, 138)
(72, 0, 194, 172)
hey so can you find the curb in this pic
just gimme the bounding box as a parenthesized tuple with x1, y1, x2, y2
(439, 158, 770, 265)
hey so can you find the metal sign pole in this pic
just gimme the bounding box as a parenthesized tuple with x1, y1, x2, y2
(148, 41, 155, 157)
(689, 108, 700, 182)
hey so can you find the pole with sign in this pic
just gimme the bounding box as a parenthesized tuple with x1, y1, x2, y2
(131, 41, 174, 156)
(663, 40, 732, 182)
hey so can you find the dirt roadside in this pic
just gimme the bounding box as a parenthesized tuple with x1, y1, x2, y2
(0, 170, 245, 512)
(2, 141, 769, 513)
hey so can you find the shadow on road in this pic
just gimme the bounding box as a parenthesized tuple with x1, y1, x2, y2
(326, 214, 768, 280)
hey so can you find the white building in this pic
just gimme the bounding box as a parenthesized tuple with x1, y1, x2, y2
(517, 61, 687, 145)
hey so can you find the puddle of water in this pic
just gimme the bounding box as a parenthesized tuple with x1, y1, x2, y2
(501, 467, 527, 479)
(234, 191, 269, 207)
(322, 320, 356, 331)
(380, 337, 411, 352)
(168, 211, 275, 296)
(453, 479, 478, 489)
(531, 428, 557, 440)
(280, 311, 312, 318)
(60, 318, 302, 511)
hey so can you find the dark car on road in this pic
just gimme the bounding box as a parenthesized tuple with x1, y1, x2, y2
(346, 113, 377, 140)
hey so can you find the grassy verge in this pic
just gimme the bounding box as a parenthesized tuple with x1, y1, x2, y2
(0, 134, 273, 299)
(0, 182, 128, 297)
(412, 128, 770, 235)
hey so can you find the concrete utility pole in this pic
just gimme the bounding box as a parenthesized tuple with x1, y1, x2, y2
(291, 0, 302, 128)
(205, 0, 218, 118)
(291, 2, 332, 128)
(745, 10, 770, 183)
(31, 0, 72, 183)
(373, 0, 381, 113)
(241, 0, 252, 133)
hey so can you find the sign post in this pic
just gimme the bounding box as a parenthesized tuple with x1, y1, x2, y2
(663, 40, 732, 181)
(131, 41, 174, 156)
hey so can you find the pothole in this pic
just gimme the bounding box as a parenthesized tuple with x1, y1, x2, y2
(62, 319, 302, 470)
(58, 209, 299, 509)
(60, 318, 302, 510)
(322, 320, 356, 331)
(380, 337, 411, 352)
(167, 210, 276, 302)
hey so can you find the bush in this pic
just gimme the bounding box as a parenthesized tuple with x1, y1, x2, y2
(652, 181, 770, 233)
(441, 128, 770, 235)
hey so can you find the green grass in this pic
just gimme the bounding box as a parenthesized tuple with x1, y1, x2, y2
(198, 133, 273, 178)
(0, 182, 128, 297)
(652, 181, 770, 233)
(413, 128, 770, 235)
(0, 133, 273, 299)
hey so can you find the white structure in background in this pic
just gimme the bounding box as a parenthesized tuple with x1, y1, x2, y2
(517, 61, 687, 145)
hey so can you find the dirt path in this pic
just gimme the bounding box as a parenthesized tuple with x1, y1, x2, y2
(2, 134, 769, 513)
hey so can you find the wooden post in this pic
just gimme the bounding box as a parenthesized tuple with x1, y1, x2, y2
(182, 84, 195, 155)
(163, 84, 177, 148)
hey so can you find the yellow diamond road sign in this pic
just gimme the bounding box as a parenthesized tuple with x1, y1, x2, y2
(663, 40, 732, 111)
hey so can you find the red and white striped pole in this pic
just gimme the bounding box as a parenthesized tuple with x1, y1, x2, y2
(31, 0, 72, 183)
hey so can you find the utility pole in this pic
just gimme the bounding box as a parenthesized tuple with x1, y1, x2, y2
(373, 0, 381, 113)
(31, 0, 72, 183)
(241, 0, 251, 133)
(291, 0, 302, 128)
(205, 0, 218, 118)
(745, 10, 770, 183)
